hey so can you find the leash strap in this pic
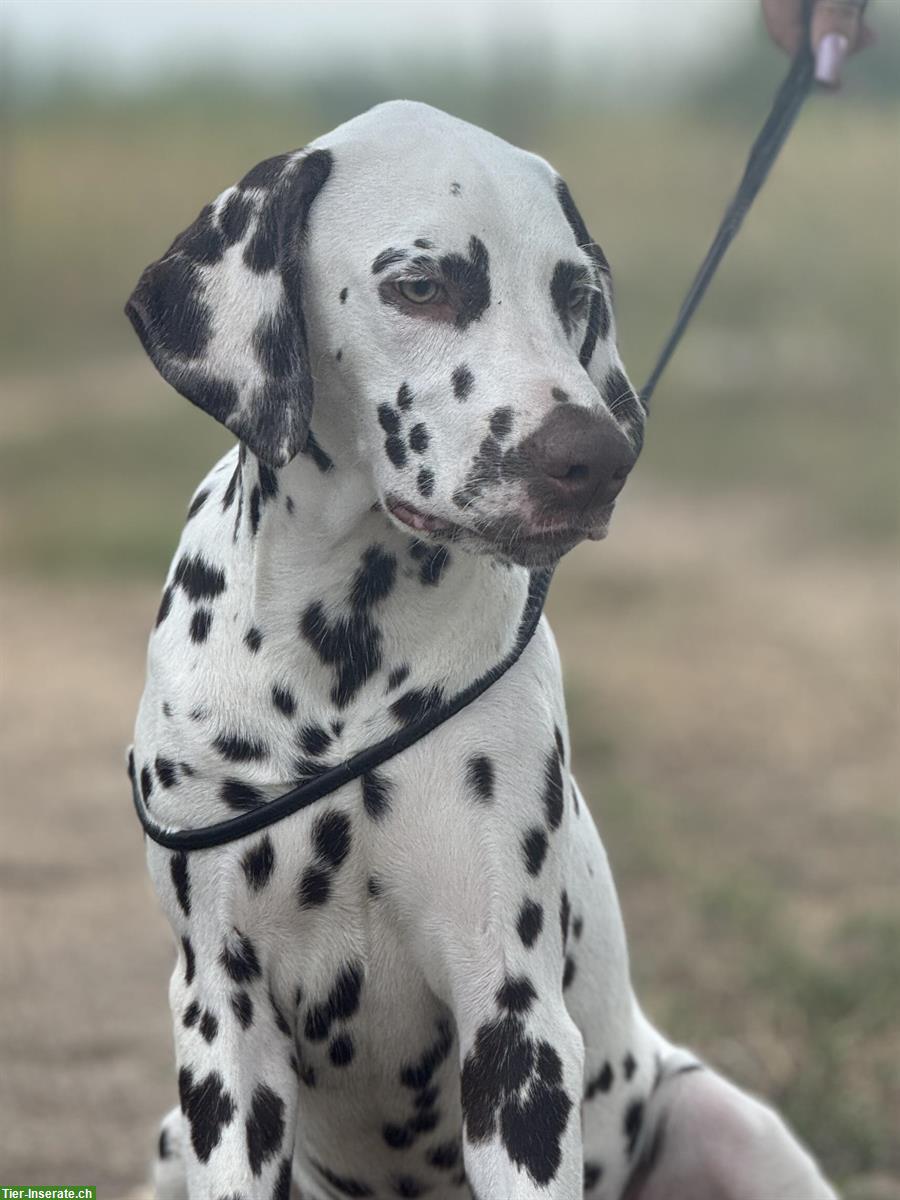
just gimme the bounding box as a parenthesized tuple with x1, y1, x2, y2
(640, 16, 816, 407)
(132, 24, 818, 852)
(131, 567, 553, 850)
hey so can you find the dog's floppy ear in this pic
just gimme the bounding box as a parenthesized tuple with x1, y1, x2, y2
(126, 148, 333, 467)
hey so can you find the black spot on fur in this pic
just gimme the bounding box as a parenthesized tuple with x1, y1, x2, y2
(437, 236, 490, 327)
(140, 765, 153, 804)
(400, 1019, 454, 1091)
(624, 1099, 645, 1157)
(272, 1157, 293, 1200)
(329, 1033, 355, 1067)
(489, 407, 513, 438)
(559, 889, 571, 950)
(220, 931, 261, 983)
(397, 382, 414, 409)
(298, 865, 331, 909)
(522, 826, 549, 877)
(199, 1009, 219, 1043)
(313, 810, 352, 869)
(416, 467, 435, 498)
(187, 488, 210, 520)
(221, 778, 265, 812)
(303, 428, 335, 473)
(170, 852, 191, 917)
(178, 1066, 235, 1163)
(231, 989, 254, 1029)
(390, 685, 444, 727)
(585, 1061, 614, 1100)
(517, 899, 544, 948)
(311, 1160, 373, 1197)
(245, 1083, 286, 1175)
(242, 835, 275, 891)
(428, 1140, 460, 1170)
(451, 364, 474, 400)
(155, 756, 177, 789)
(303, 962, 364, 1042)
(213, 731, 269, 762)
(183, 1000, 200, 1028)
(378, 404, 401, 434)
(362, 770, 392, 820)
(181, 936, 195, 985)
(385, 435, 407, 469)
(383, 1124, 415, 1150)
(497, 976, 537, 1013)
(386, 664, 410, 692)
(543, 748, 564, 831)
(155, 585, 174, 628)
(584, 1162, 604, 1191)
(551, 387, 569, 403)
(174, 553, 226, 602)
(298, 723, 331, 756)
(271, 685, 296, 718)
(408, 423, 429, 453)
(339, 287, 348, 303)
(372, 247, 408, 274)
(249, 485, 262, 536)
(466, 755, 495, 802)
(624, 1051, 637, 1080)
(222, 464, 239, 511)
(190, 607, 213, 643)
(244, 626, 263, 653)
(554, 724, 565, 762)
(300, 547, 396, 709)
(562, 955, 576, 990)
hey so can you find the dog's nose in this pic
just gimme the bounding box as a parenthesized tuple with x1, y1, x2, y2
(523, 405, 636, 510)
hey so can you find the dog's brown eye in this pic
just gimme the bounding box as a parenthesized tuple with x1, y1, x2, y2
(396, 278, 442, 305)
(568, 286, 590, 313)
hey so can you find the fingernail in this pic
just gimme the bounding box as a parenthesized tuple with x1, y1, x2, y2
(815, 33, 850, 87)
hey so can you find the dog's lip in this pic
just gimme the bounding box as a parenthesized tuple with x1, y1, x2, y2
(386, 498, 458, 536)
(385, 496, 613, 546)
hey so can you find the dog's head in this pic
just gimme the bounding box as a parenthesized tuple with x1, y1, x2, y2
(127, 101, 645, 567)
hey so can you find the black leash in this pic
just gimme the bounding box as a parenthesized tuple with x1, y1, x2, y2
(131, 27, 817, 851)
(641, 8, 816, 406)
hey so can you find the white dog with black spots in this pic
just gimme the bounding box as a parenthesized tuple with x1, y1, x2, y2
(127, 100, 837, 1200)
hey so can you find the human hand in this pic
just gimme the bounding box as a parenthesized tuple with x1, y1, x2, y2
(761, 0, 876, 86)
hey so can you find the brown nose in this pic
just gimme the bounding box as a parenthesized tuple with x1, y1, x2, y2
(522, 405, 636, 512)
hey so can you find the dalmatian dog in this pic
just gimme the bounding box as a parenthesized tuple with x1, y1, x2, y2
(127, 101, 837, 1200)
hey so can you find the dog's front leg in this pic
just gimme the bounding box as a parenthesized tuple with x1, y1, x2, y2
(167, 925, 299, 1199)
(450, 951, 585, 1200)
(149, 837, 300, 1200)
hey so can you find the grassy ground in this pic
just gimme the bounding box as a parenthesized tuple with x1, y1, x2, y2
(1, 94, 897, 1191)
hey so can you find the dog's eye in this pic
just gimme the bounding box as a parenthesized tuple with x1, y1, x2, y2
(568, 286, 590, 314)
(396, 278, 443, 305)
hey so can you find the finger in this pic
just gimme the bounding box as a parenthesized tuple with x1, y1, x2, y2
(761, 0, 807, 54)
(812, 0, 870, 85)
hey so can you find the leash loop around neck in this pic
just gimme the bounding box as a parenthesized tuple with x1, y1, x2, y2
(131, 567, 553, 851)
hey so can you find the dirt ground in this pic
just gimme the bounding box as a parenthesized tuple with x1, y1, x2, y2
(1, 486, 897, 1195)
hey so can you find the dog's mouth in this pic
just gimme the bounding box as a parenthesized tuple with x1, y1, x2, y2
(385, 496, 613, 565)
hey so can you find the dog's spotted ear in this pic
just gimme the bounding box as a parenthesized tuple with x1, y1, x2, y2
(554, 176, 613, 372)
(555, 175, 646, 449)
(126, 148, 333, 468)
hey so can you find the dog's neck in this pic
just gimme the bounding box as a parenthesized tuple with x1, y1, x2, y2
(234, 437, 534, 721)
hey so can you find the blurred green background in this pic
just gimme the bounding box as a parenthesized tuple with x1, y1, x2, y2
(1, 1, 898, 1191)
